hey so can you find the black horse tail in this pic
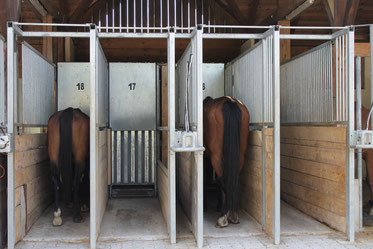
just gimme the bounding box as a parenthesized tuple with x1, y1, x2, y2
(59, 108, 74, 203)
(222, 99, 242, 214)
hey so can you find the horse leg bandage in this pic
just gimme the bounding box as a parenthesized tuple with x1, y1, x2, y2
(53, 208, 62, 226)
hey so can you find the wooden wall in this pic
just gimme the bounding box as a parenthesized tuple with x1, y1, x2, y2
(177, 153, 194, 223)
(280, 126, 347, 232)
(158, 162, 169, 227)
(240, 128, 274, 236)
(96, 129, 108, 235)
(14, 133, 53, 243)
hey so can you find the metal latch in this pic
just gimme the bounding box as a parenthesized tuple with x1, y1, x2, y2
(350, 130, 373, 149)
(171, 131, 205, 152)
(0, 134, 11, 153)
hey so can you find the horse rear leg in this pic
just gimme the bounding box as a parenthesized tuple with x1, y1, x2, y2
(216, 177, 229, 228)
(73, 161, 85, 223)
(51, 161, 62, 226)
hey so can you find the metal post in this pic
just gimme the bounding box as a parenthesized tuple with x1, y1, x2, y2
(261, 36, 267, 230)
(89, 24, 98, 249)
(347, 27, 355, 242)
(195, 25, 204, 249)
(370, 25, 373, 130)
(167, 28, 176, 244)
(7, 22, 16, 249)
(272, 27, 281, 245)
(356, 56, 363, 231)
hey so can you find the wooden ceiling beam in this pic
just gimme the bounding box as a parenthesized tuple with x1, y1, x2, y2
(323, 0, 360, 26)
(225, 0, 247, 24)
(247, 0, 260, 25)
(68, 0, 96, 23)
(38, 0, 63, 20)
(256, 0, 309, 25)
(214, 0, 246, 25)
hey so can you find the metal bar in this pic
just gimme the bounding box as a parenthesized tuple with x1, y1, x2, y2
(112, 0, 115, 32)
(196, 27, 204, 248)
(346, 27, 355, 242)
(342, 35, 345, 120)
(370, 25, 373, 130)
(336, 37, 339, 121)
(205, 24, 272, 29)
(280, 25, 349, 30)
(280, 34, 333, 40)
(7, 23, 16, 249)
(261, 35, 267, 230)
(160, 0, 162, 28)
(167, 30, 176, 244)
(98, 32, 169, 38)
(15, 22, 90, 27)
(331, 29, 349, 39)
(89, 25, 97, 249)
(147, 0, 149, 32)
(272, 27, 281, 245)
(106, 2, 108, 32)
(126, 0, 129, 32)
(203, 33, 263, 39)
(141, 0, 143, 32)
(356, 56, 363, 231)
(174, 0, 177, 27)
(167, 0, 169, 27)
(119, 0, 122, 29)
(21, 31, 90, 38)
(188, 0, 190, 32)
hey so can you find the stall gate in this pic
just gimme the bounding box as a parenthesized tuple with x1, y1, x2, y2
(109, 63, 157, 193)
(280, 28, 355, 241)
(224, 28, 280, 243)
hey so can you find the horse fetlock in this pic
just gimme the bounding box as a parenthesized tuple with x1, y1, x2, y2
(228, 211, 240, 224)
(53, 208, 62, 226)
(215, 214, 229, 228)
(73, 212, 83, 223)
(81, 204, 89, 212)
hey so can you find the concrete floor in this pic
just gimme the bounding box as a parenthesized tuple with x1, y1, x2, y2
(98, 198, 193, 242)
(280, 201, 334, 235)
(24, 205, 90, 243)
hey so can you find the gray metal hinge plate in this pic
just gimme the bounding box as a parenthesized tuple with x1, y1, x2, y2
(350, 130, 373, 149)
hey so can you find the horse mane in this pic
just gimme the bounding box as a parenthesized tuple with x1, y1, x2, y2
(59, 107, 74, 203)
(222, 99, 242, 214)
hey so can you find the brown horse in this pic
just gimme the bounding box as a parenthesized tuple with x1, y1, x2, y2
(360, 105, 373, 215)
(203, 96, 250, 228)
(47, 108, 89, 226)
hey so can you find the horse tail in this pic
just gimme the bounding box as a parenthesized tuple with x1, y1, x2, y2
(59, 108, 74, 203)
(222, 99, 242, 213)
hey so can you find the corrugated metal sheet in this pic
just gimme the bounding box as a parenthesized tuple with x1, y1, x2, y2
(112, 130, 156, 184)
(21, 42, 55, 125)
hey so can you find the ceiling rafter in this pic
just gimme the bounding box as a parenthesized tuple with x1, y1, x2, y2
(323, 0, 360, 26)
(68, 0, 97, 23)
(214, 0, 246, 25)
(247, 0, 260, 25)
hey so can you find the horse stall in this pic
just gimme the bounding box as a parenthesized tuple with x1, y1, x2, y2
(279, 27, 355, 241)
(174, 26, 282, 245)
(4, 23, 98, 249)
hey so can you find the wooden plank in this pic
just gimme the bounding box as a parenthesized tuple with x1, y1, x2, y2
(278, 20, 291, 63)
(282, 193, 346, 232)
(248, 130, 262, 146)
(281, 155, 346, 183)
(14, 148, 49, 170)
(246, 146, 262, 162)
(355, 43, 370, 57)
(281, 137, 347, 150)
(240, 195, 261, 223)
(281, 143, 346, 166)
(42, 15, 53, 61)
(15, 134, 47, 152)
(15, 161, 49, 188)
(281, 180, 345, 216)
(265, 168, 273, 236)
(281, 168, 346, 199)
(157, 166, 169, 226)
(281, 126, 346, 144)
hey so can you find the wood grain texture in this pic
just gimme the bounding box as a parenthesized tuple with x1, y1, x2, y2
(158, 164, 169, 226)
(281, 126, 347, 233)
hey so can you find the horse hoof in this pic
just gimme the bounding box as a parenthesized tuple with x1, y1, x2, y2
(53, 208, 62, 226)
(73, 213, 83, 223)
(81, 204, 89, 212)
(228, 212, 240, 224)
(215, 214, 229, 228)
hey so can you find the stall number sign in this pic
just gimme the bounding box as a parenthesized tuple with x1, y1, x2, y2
(76, 82, 85, 90)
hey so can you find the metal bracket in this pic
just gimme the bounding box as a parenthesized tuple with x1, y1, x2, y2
(350, 130, 373, 149)
(0, 134, 12, 153)
(171, 131, 204, 152)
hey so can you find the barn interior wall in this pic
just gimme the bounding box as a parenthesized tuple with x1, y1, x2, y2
(14, 133, 53, 243)
(157, 163, 169, 227)
(280, 126, 347, 233)
(241, 128, 274, 236)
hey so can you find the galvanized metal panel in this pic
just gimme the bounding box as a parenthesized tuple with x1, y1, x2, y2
(109, 63, 156, 131)
(280, 41, 337, 123)
(202, 63, 224, 100)
(21, 43, 54, 125)
(0, 38, 4, 126)
(111, 130, 156, 185)
(226, 40, 274, 124)
(97, 43, 109, 127)
(58, 63, 90, 116)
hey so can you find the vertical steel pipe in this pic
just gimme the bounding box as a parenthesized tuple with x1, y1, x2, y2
(356, 56, 363, 231)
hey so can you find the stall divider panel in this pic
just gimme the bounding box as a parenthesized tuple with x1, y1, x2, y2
(0, 36, 5, 126)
